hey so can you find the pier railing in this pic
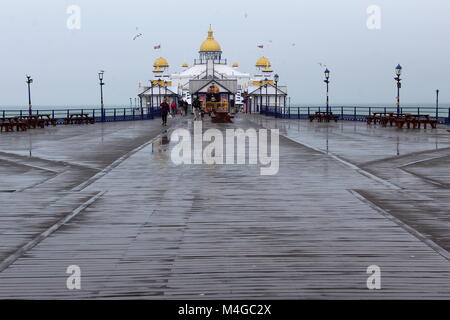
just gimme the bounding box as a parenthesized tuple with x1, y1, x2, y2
(259, 106, 450, 125)
(1, 107, 162, 124)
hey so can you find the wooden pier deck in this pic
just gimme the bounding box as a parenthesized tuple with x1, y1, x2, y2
(1, 115, 450, 299)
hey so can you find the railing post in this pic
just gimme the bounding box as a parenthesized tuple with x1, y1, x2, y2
(132, 108, 135, 120)
(123, 108, 126, 121)
(307, 107, 310, 117)
(354, 107, 357, 121)
(52, 110, 55, 119)
(298, 107, 300, 119)
(341, 106, 344, 120)
(67, 110, 69, 119)
(93, 109, 95, 121)
(114, 108, 116, 121)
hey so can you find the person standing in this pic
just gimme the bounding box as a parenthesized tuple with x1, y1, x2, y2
(183, 100, 188, 116)
(193, 97, 202, 121)
(160, 98, 170, 126)
(170, 100, 177, 116)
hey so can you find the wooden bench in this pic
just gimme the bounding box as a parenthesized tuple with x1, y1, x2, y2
(0, 120, 13, 132)
(309, 112, 339, 123)
(211, 112, 233, 123)
(1, 118, 28, 132)
(367, 112, 394, 125)
(22, 115, 46, 129)
(38, 114, 57, 126)
(64, 114, 95, 125)
(395, 115, 437, 129)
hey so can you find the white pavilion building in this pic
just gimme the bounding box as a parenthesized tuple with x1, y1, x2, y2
(138, 27, 288, 113)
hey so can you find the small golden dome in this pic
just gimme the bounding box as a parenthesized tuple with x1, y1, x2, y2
(153, 57, 169, 67)
(199, 27, 222, 52)
(256, 57, 271, 67)
(262, 66, 273, 73)
(153, 67, 163, 73)
(232, 62, 239, 68)
(181, 62, 189, 68)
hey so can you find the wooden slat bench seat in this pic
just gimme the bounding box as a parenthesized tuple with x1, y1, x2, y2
(309, 112, 339, 123)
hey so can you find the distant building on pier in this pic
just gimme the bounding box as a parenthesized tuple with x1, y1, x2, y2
(138, 27, 288, 112)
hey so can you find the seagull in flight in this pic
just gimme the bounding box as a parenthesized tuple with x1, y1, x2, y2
(133, 27, 143, 40)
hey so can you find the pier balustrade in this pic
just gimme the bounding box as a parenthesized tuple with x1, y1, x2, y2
(1, 106, 162, 126)
(259, 105, 450, 125)
(1, 106, 449, 127)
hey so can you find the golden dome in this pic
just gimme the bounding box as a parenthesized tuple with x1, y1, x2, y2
(153, 67, 163, 73)
(199, 27, 222, 52)
(181, 62, 189, 68)
(153, 57, 169, 67)
(232, 62, 239, 68)
(256, 57, 271, 67)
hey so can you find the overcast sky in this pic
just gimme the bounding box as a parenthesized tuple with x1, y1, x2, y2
(0, 0, 449, 107)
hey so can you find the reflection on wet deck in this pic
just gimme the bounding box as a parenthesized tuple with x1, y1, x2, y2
(1, 115, 450, 299)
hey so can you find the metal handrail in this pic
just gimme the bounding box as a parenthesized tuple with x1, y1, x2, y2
(258, 105, 450, 125)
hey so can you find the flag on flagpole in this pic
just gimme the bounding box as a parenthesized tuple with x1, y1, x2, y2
(154, 44, 161, 50)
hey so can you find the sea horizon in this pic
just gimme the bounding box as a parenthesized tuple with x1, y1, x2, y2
(1, 102, 449, 111)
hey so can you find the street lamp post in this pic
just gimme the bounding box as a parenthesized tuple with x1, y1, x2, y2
(324, 68, 330, 114)
(98, 71, 105, 122)
(436, 89, 440, 120)
(395, 64, 402, 115)
(259, 81, 263, 113)
(164, 81, 168, 100)
(274, 74, 279, 111)
(150, 81, 154, 109)
(158, 78, 162, 106)
(26, 75, 33, 116)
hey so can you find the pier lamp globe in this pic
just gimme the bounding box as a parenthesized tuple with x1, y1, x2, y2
(395, 64, 402, 77)
(324, 68, 330, 80)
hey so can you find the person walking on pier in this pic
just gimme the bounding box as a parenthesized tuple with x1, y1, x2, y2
(160, 98, 170, 126)
(170, 100, 177, 116)
(182, 100, 188, 116)
(193, 97, 202, 121)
